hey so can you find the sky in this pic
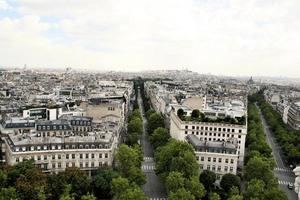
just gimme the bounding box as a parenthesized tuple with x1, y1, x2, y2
(0, 0, 300, 77)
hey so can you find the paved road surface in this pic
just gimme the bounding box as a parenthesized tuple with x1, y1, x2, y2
(256, 104, 298, 200)
(138, 89, 167, 199)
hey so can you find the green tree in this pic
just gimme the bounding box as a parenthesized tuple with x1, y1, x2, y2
(127, 132, 140, 146)
(0, 187, 20, 200)
(92, 168, 119, 199)
(115, 144, 145, 185)
(244, 156, 274, 185)
(177, 109, 185, 119)
(59, 185, 75, 200)
(264, 187, 288, 200)
(199, 170, 216, 191)
(185, 176, 206, 199)
(16, 167, 47, 200)
(148, 113, 164, 134)
(209, 192, 221, 200)
(118, 186, 148, 200)
(62, 168, 91, 200)
(80, 193, 96, 200)
(191, 109, 200, 119)
(111, 177, 130, 199)
(220, 174, 240, 193)
(150, 127, 170, 149)
(128, 117, 143, 135)
(0, 170, 7, 188)
(6, 160, 35, 186)
(165, 171, 185, 193)
(169, 188, 195, 200)
(155, 139, 198, 180)
(227, 187, 243, 200)
(244, 179, 265, 200)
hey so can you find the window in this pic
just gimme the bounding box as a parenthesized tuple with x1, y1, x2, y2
(213, 158, 216, 162)
(99, 154, 102, 158)
(105, 153, 108, 158)
(230, 167, 234, 172)
(86, 154, 89, 159)
(200, 164, 203, 169)
(91, 162, 94, 167)
(52, 155, 55, 160)
(185, 131, 188, 135)
(201, 157, 204, 161)
(225, 159, 228, 163)
(92, 154, 94, 159)
(16, 157, 19, 162)
(58, 163, 61, 168)
(44, 155, 47, 160)
(185, 125, 188, 129)
(207, 165, 211, 170)
(208, 157, 211, 162)
(212, 165, 216, 171)
(230, 159, 234, 164)
(66, 154, 69, 159)
(52, 163, 55, 168)
(72, 154, 75, 159)
(80, 162, 83, 168)
(58, 155, 61, 159)
(239, 130, 242, 133)
(192, 126, 195, 129)
(225, 166, 228, 172)
(218, 158, 222, 163)
(217, 166, 221, 172)
(196, 156, 199, 161)
(80, 154, 83, 159)
(37, 155, 41, 160)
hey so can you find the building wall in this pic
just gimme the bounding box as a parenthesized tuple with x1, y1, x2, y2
(195, 151, 238, 177)
(170, 112, 246, 166)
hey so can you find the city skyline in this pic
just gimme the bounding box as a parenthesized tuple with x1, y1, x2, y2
(0, 0, 300, 78)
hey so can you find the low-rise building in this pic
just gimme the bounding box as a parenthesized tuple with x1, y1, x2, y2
(287, 101, 300, 130)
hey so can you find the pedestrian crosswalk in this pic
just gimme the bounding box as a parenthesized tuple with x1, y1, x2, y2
(142, 165, 155, 171)
(144, 157, 154, 162)
(274, 167, 292, 173)
(149, 198, 167, 200)
(278, 180, 293, 185)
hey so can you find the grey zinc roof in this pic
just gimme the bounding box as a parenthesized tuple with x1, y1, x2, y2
(186, 134, 237, 150)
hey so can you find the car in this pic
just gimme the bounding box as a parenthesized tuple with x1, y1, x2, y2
(288, 183, 294, 190)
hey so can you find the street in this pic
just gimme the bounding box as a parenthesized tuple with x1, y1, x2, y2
(256, 104, 298, 200)
(138, 89, 167, 200)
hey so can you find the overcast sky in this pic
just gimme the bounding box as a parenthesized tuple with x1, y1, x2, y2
(0, 0, 300, 77)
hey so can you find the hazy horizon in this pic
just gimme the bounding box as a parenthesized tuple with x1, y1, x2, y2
(1, 0, 300, 78)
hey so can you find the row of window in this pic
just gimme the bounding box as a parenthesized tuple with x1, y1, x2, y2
(200, 164, 235, 173)
(185, 131, 242, 138)
(14, 143, 110, 152)
(36, 161, 109, 170)
(37, 125, 70, 131)
(196, 156, 235, 164)
(108, 107, 115, 111)
(71, 120, 92, 126)
(185, 125, 243, 133)
(15, 153, 109, 162)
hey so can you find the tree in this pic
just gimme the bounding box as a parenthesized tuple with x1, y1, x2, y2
(0, 170, 7, 188)
(177, 109, 184, 119)
(165, 172, 185, 193)
(80, 193, 96, 200)
(199, 170, 216, 191)
(127, 117, 142, 135)
(111, 177, 130, 199)
(115, 144, 145, 185)
(220, 174, 240, 193)
(16, 167, 47, 200)
(111, 177, 147, 200)
(62, 167, 91, 199)
(227, 187, 243, 200)
(92, 168, 119, 199)
(169, 188, 195, 200)
(127, 132, 139, 146)
(148, 113, 164, 134)
(264, 187, 288, 200)
(150, 127, 170, 149)
(244, 156, 274, 185)
(191, 109, 200, 119)
(46, 173, 66, 200)
(6, 160, 35, 186)
(0, 187, 20, 200)
(59, 185, 75, 200)
(155, 139, 198, 180)
(185, 176, 206, 199)
(244, 179, 265, 200)
(209, 192, 220, 200)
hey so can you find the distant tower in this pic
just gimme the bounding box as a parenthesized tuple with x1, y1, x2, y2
(247, 76, 254, 85)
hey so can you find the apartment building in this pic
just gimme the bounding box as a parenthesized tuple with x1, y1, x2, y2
(170, 111, 246, 170)
(287, 101, 300, 130)
(3, 120, 119, 172)
(187, 134, 238, 178)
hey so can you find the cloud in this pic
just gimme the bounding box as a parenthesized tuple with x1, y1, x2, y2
(0, 0, 10, 10)
(0, 0, 299, 77)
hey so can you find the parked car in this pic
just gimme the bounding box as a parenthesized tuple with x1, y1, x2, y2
(288, 183, 294, 190)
